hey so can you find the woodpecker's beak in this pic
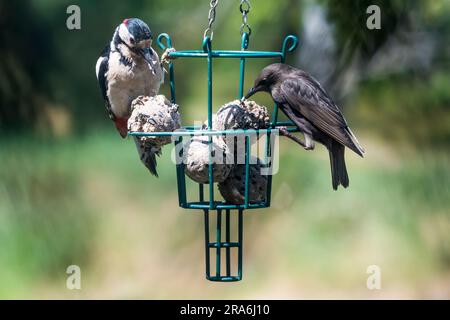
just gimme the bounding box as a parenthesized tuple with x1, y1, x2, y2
(139, 47, 153, 64)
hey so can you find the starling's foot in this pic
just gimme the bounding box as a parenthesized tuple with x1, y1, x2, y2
(161, 48, 176, 65)
(304, 133, 315, 150)
(279, 127, 307, 148)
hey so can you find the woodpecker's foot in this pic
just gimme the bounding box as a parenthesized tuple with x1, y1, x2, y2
(161, 48, 176, 65)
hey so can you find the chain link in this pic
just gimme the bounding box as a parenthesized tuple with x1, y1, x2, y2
(203, 0, 219, 40)
(239, 0, 251, 35)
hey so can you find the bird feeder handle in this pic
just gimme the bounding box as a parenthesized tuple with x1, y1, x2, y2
(203, 0, 219, 41)
(202, 0, 252, 43)
(239, 0, 252, 36)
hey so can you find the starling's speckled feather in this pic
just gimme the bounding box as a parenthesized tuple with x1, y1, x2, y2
(275, 69, 364, 157)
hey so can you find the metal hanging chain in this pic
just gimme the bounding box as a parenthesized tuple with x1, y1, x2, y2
(204, 0, 219, 40)
(239, 0, 251, 35)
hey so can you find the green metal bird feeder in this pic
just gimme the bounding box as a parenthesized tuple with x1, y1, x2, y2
(129, 0, 298, 282)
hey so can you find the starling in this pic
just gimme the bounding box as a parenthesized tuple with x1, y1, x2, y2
(245, 63, 365, 190)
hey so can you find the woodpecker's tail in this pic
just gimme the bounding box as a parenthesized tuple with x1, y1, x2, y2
(328, 142, 349, 190)
(133, 137, 160, 177)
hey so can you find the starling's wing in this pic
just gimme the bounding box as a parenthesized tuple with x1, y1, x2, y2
(279, 75, 364, 157)
(95, 45, 115, 121)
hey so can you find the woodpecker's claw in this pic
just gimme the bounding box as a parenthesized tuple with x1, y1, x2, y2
(161, 48, 176, 65)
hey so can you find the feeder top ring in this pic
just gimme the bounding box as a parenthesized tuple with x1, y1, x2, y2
(202, 36, 212, 53)
(282, 35, 299, 59)
(157, 33, 173, 50)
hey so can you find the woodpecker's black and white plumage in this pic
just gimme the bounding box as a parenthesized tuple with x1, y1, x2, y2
(245, 63, 365, 190)
(95, 18, 173, 176)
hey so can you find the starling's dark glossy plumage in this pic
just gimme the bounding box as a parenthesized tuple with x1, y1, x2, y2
(245, 63, 365, 190)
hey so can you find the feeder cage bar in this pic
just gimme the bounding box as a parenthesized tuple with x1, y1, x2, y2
(203, 208, 244, 281)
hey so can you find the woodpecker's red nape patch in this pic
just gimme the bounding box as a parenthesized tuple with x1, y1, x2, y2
(114, 117, 129, 138)
(123, 18, 129, 25)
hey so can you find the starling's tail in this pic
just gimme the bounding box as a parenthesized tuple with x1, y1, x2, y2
(133, 137, 160, 177)
(328, 142, 349, 190)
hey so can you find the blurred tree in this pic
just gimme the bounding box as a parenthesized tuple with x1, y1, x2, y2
(0, 0, 56, 131)
(321, 0, 416, 64)
(0, 0, 448, 142)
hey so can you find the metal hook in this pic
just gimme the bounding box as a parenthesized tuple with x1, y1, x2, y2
(202, 36, 212, 53)
(281, 35, 299, 61)
(157, 33, 173, 50)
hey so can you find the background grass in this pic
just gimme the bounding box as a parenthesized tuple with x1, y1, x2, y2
(1, 129, 448, 299)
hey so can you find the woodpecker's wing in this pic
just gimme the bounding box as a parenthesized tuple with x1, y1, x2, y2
(279, 74, 365, 157)
(95, 45, 115, 121)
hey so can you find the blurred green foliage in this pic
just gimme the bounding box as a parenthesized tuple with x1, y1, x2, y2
(322, 0, 413, 56)
(1, 131, 449, 298)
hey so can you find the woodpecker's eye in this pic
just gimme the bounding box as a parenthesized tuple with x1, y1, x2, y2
(130, 38, 135, 45)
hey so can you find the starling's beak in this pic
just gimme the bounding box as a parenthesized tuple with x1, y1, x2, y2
(244, 86, 259, 100)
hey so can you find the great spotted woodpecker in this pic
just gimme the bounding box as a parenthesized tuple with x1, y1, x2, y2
(95, 18, 174, 175)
